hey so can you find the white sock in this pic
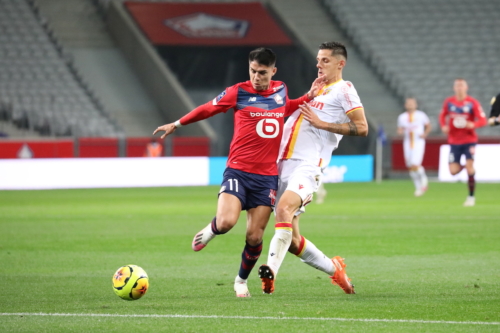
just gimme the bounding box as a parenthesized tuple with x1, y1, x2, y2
(267, 225, 293, 277)
(418, 166, 428, 188)
(297, 238, 334, 276)
(235, 275, 246, 284)
(409, 170, 421, 190)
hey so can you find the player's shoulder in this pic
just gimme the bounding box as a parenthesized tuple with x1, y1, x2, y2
(466, 95, 481, 104)
(339, 80, 357, 91)
(416, 110, 430, 121)
(232, 81, 251, 90)
(269, 80, 286, 93)
(443, 95, 454, 103)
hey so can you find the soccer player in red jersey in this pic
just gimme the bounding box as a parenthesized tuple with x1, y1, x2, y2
(439, 78, 487, 206)
(154, 48, 325, 297)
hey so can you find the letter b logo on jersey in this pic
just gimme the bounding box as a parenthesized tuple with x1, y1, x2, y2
(256, 119, 279, 138)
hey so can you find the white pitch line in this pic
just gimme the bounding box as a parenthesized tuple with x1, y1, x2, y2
(1, 313, 499, 326)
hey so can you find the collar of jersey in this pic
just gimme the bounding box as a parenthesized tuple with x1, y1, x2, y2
(317, 78, 343, 96)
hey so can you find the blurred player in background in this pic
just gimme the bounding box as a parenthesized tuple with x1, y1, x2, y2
(154, 48, 325, 297)
(439, 78, 487, 207)
(487, 92, 500, 126)
(397, 97, 431, 196)
(259, 42, 368, 295)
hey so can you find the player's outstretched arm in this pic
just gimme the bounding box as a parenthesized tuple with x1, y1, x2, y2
(299, 103, 368, 136)
(153, 123, 177, 139)
(153, 91, 233, 139)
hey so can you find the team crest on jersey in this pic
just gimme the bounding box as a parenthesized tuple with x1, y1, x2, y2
(273, 94, 283, 105)
(321, 88, 332, 96)
(213, 90, 226, 105)
(463, 105, 470, 113)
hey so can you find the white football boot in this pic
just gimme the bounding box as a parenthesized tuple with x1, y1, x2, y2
(191, 223, 216, 251)
(234, 276, 251, 298)
(463, 196, 475, 207)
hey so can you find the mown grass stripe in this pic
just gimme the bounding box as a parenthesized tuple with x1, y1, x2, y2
(1, 313, 498, 326)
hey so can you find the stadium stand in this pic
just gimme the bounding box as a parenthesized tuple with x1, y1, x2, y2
(323, 0, 500, 135)
(2, 0, 497, 161)
(0, 0, 123, 137)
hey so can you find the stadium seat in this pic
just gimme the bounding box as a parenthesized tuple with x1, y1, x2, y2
(323, 0, 500, 135)
(0, 0, 123, 137)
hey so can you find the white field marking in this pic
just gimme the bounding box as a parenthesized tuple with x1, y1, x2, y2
(0, 313, 499, 326)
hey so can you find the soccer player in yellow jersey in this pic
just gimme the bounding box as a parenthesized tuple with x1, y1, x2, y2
(258, 42, 368, 295)
(397, 97, 431, 196)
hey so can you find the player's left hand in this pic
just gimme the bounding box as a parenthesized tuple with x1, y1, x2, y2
(299, 103, 324, 129)
(307, 75, 327, 99)
(465, 121, 475, 129)
(153, 123, 176, 139)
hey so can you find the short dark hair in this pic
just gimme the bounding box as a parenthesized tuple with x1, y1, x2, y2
(248, 47, 276, 67)
(319, 41, 347, 60)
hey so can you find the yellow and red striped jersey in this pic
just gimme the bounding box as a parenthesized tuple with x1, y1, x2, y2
(278, 79, 363, 168)
(397, 110, 429, 149)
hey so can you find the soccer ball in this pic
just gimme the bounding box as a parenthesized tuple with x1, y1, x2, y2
(112, 265, 149, 301)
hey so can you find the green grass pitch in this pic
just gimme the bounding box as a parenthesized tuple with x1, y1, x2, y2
(0, 180, 499, 332)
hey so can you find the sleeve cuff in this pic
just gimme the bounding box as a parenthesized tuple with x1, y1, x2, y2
(174, 120, 183, 128)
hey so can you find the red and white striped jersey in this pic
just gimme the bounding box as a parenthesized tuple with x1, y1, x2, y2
(439, 95, 487, 145)
(179, 80, 310, 175)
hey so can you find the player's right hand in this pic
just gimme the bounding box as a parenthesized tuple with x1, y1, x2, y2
(153, 123, 176, 139)
(441, 125, 449, 135)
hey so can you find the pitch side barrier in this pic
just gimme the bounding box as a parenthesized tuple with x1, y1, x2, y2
(438, 144, 500, 182)
(0, 137, 210, 159)
(0, 156, 373, 190)
(391, 136, 500, 171)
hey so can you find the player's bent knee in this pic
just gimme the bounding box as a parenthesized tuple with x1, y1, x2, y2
(215, 217, 238, 233)
(245, 233, 263, 246)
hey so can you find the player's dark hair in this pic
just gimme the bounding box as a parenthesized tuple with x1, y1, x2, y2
(248, 47, 276, 67)
(319, 41, 348, 60)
